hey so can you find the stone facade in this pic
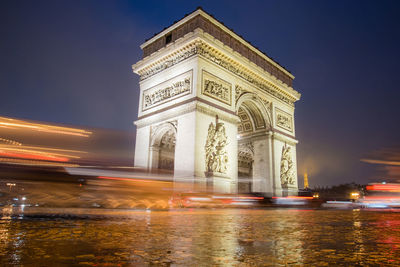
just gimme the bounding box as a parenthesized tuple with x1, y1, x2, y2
(132, 8, 300, 195)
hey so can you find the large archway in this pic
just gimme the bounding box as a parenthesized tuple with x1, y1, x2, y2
(236, 93, 272, 193)
(149, 122, 177, 172)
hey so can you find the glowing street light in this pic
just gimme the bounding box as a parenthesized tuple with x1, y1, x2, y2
(350, 192, 360, 199)
(6, 183, 16, 191)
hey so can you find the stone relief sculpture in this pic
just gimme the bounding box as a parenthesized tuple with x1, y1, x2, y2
(205, 117, 229, 174)
(260, 98, 272, 115)
(276, 108, 293, 132)
(204, 80, 230, 103)
(142, 71, 192, 110)
(235, 85, 249, 102)
(139, 42, 298, 106)
(202, 71, 232, 105)
(144, 78, 191, 109)
(280, 144, 295, 187)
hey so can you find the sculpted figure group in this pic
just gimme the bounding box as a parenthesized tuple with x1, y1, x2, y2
(280, 144, 295, 187)
(205, 119, 228, 174)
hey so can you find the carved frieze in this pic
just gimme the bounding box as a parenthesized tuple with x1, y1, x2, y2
(142, 70, 192, 111)
(280, 144, 295, 188)
(137, 41, 298, 106)
(197, 42, 296, 106)
(205, 117, 229, 174)
(275, 108, 293, 132)
(202, 70, 232, 105)
(139, 45, 198, 81)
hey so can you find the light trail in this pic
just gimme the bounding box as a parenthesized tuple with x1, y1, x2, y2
(361, 158, 400, 166)
(0, 116, 92, 137)
(0, 157, 79, 167)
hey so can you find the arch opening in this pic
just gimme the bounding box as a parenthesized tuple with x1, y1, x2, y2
(150, 123, 176, 173)
(236, 96, 269, 193)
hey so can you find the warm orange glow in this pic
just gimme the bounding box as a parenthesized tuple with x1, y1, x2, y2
(0, 137, 21, 146)
(366, 184, 400, 192)
(13, 145, 87, 154)
(0, 157, 79, 167)
(0, 145, 83, 163)
(0, 151, 69, 162)
(238, 196, 264, 200)
(0, 116, 92, 137)
(361, 158, 400, 166)
(272, 196, 314, 200)
(97, 176, 171, 184)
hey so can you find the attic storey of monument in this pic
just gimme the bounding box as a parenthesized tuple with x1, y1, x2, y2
(132, 8, 301, 196)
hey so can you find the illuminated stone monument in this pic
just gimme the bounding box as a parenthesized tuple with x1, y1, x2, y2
(132, 8, 301, 195)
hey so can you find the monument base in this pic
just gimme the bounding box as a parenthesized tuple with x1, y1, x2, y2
(204, 171, 232, 193)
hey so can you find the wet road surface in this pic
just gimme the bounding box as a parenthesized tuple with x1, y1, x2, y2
(1, 208, 400, 266)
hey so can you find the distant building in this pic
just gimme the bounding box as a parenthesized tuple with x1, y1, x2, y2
(304, 172, 309, 189)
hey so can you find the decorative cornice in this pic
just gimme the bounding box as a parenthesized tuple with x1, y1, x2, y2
(139, 8, 294, 86)
(135, 40, 300, 106)
(197, 41, 299, 106)
(136, 42, 198, 81)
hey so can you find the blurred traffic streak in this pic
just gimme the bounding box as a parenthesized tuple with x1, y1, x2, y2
(0, 116, 91, 137)
(321, 183, 400, 210)
(0, 117, 91, 167)
(169, 194, 265, 208)
(272, 196, 315, 206)
(361, 147, 400, 182)
(358, 183, 400, 209)
(0, 115, 133, 168)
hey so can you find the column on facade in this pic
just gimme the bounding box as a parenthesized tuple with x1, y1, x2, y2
(252, 133, 274, 196)
(271, 134, 284, 197)
(173, 111, 197, 185)
(148, 146, 160, 169)
(134, 125, 151, 169)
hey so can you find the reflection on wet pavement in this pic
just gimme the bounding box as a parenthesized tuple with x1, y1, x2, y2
(1, 208, 400, 266)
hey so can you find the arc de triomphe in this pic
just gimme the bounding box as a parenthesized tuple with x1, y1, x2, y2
(132, 8, 301, 196)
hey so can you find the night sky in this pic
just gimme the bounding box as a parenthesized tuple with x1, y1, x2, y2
(1, 0, 400, 186)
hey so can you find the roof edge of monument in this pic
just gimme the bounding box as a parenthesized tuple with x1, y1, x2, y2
(140, 7, 294, 80)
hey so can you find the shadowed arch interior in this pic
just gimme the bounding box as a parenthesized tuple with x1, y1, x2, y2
(236, 98, 270, 193)
(150, 123, 176, 171)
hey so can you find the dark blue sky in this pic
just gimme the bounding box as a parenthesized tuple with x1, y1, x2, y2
(1, 0, 400, 186)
